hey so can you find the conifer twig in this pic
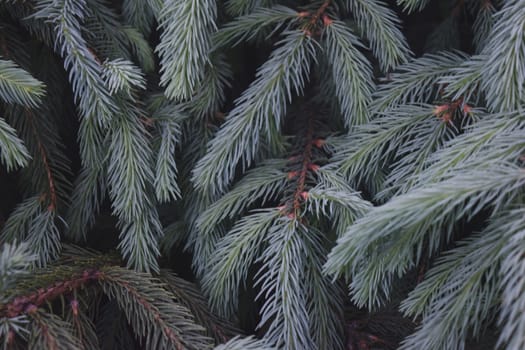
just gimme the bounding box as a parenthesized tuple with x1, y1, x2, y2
(290, 118, 317, 218)
(25, 109, 57, 211)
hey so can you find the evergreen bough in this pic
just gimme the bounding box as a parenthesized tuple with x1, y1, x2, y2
(0, 0, 523, 349)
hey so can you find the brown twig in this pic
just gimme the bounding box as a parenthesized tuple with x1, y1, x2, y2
(25, 109, 58, 211)
(1, 269, 101, 318)
(301, 0, 333, 36)
(292, 129, 314, 216)
(310, 0, 332, 25)
(285, 118, 323, 219)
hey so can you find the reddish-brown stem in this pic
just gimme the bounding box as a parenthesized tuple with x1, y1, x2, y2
(310, 0, 332, 25)
(39, 142, 57, 211)
(291, 120, 315, 217)
(1, 269, 101, 318)
(2, 268, 185, 350)
(25, 109, 57, 211)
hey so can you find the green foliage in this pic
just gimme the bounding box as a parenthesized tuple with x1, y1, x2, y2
(480, 0, 525, 112)
(0, 247, 239, 349)
(342, 0, 412, 71)
(0, 0, 524, 349)
(157, 0, 217, 101)
(0, 116, 30, 171)
(322, 19, 373, 126)
(0, 242, 35, 297)
(192, 30, 316, 195)
(0, 59, 45, 108)
(100, 267, 212, 350)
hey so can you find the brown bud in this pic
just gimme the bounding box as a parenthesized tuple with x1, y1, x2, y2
(322, 15, 333, 26)
(297, 11, 310, 18)
(433, 104, 449, 116)
(462, 104, 473, 114)
(313, 139, 326, 148)
(307, 164, 320, 172)
(287, 171, 299, 179)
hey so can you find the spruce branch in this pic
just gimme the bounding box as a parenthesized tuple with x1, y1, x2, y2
(25, 109, 59, 210)
(439, 54, 484, 104)
(33, 0, 117, 127)
(65, 297, 100, 350)
(325, 163, 525, 309)
(1, 197, 62, 267)
(301, 225, 345, 349)
(2, 1, 522, 348)
(0, 314, 30, 347)
(1, 196, 42, 244)
(154, 118, 182, 203)
(202, 209, 280, 317)
(322, 19, 374, 126)
(99, 267, 213, 350)
(157, 0, 217, 101)
(197, 113, 356, 348)
(84, 0, 155, 74)
(0, 116, 30, 171)
(196, 159, 288, 238)
(0, 59, 45, 108)
(497, 208, 525, 350)
(414, 111, 524, 186)
(101, 58, 146, 96)
(379, 105, 459, 197)
(0, 251, 219, 349)
(116, 209, 163, 273)
(25, 209, 62, 267)
(333, 104, 439, 183)
(107, 101, 163, 272)
(120, 26, 156, 73)
(192, 30, 316, 196)
(372, 51, 469, 112)
(481, 0, 525, 112)
(6, 104, 73, 207)
(160, 271, 241, 343)
(28, 311, 81, 350)
(343, 0, 412, 71)
(0, 242, 36, 296)
(399, 218, 506, 350)
(66, 163, 107, 241)
(213, 5, 300, 48)
(305, 181, 372, 236)
(77, 116, 105, 169)
(1, 268, 100, 319)
(106, 104, 153, 223)
(472, 0, 496, 52)
(255, 218, 312, 350)
(288, 124, 315, 219)
(181, 53, 232, 120)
